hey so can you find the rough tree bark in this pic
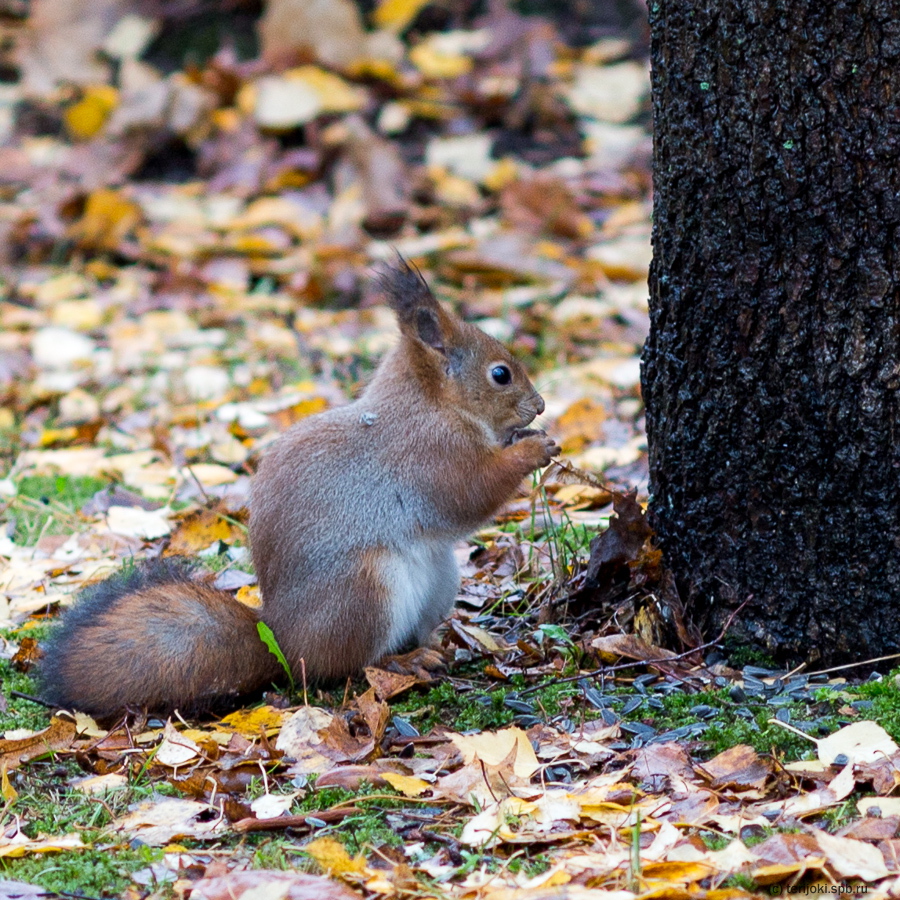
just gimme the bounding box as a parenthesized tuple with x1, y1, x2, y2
(642, 1, 900, 665)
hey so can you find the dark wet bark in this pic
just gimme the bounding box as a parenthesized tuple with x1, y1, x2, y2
(642, 1, 900, 665)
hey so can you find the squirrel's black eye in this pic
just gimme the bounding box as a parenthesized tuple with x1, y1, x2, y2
(490, 365, 512, 385)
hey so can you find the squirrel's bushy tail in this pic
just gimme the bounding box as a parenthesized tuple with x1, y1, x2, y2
(40, 558, 281, 716)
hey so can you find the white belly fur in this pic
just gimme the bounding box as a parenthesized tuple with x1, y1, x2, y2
(381, 540, 459, 654)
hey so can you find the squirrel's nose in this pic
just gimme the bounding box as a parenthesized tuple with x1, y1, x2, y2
(534, 394, 545, 416)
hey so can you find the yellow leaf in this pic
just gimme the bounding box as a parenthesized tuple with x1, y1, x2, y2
(165, 507, 243, 556)
(381, 772, 431, 797)
(236, 584, 262, 608)
(0, 833, 86, 858)
(64, 85, 118, 140)
(641, 860, 716, 884)
(409, 43, 472, 79)
(304, 836, 369, 878)
(289, 66, 366, 113)
(70, 189, 142, 252)
(483, 157, 520, 192)
(218, 706, 289, 736)
(1, 763, 17, 803)
(373, 0, 431, 31)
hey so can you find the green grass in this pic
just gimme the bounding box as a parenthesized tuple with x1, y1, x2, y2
(849, 671, 900, 742)
(3, 474, 110, 545)
(392, 677, 582, 734)
(0, 638, 52, 735)
(291, 784, 417, 855)
(0, 756, 178, 898)
(0, 848, 156, 897)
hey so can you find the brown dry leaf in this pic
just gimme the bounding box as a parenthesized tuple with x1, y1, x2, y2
(0, 716, 77, 772)
(191, 871, 360, 900)
(320, 712, 376, 763)
(354, 687, 390, 743)
(753, 761, 856, 820)
(342, 116, 410, 235)
(540, 459, 613, 492)
(584, 490, 652, 590)
(274, 707, 336, 775)
(750, 832, 827, 884)
(632, 742, 696, 794)
(839, 815, 900, 841)
(315, 765, 391, 791)
(363, 666, 419, 700)
(591, 633, 677, 665)
(11, 636, 41, 670)
(450, 620, 511, 654)
(695, 744, 773, 792)
(501, 176, 593, 240)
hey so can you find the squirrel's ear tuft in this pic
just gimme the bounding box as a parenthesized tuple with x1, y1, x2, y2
(378, 256, 447, 353)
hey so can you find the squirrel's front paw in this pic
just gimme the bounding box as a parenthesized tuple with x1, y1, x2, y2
(513, 430, 560, 470)
(378, 647, 446, 680)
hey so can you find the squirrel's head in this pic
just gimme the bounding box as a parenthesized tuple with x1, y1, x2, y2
(379, 258, 545, 443)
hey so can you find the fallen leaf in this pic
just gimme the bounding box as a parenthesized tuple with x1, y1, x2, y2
(69, 189, 143, 252)
(304, 835, 368, 878)
(363, 667, 419, 700)
(0, 717, 77, 772)
(814, 828, 890, 881)
(64, 85, 119, 140)
(113, 797, 225, 846)
(584, 490, 652, 590)
(380, 772, 431, 797)
(0, 832, 87, 859)
(695, 744, 773, 792)
(191, 871, 360, 900)
(452, 726, 540, 779)
(155, 721, 201, 767)
(816, 720, 899, 766)
(166, 506, 244, 555)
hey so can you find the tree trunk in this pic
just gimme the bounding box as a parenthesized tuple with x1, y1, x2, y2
(642, 0, 900, 666)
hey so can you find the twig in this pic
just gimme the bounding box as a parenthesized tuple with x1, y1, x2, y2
(803, 652, 900, 678)
(9, 690, 56, 708)
(232, 806, 362, 834)
(518, 598, 752, 696)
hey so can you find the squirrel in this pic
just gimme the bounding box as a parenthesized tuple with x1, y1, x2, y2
(39, 260, 559, 716)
